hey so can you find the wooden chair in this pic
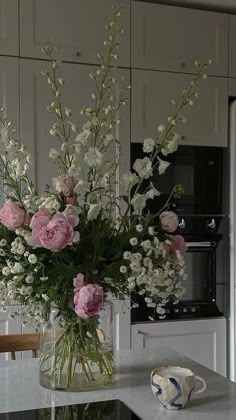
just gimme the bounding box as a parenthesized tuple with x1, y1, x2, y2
(0, 333, 40, 360)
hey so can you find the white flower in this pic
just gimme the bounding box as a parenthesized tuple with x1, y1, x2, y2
(136, 224, 143, 233)
(64, 107, 71, 117)
(104, 134, 114, 147)
(141, 240, 151, 250)
(156, 306, 166, 315)
(49, 128, 57, 136)
(157, 124, 165, 133)
(148, 226, 155, 236)
(28, 254, 37, 264)
(131, 194, 147, 212)
(146, 184, 160, 200)
(143, 138, 155, 153)
(123, 251, 131, 260)
(41, 293, 49, 301)
(11, 262, 23, 274)
(122, 172, 139, 192)
(0, 249, 5, 256)
(84, 147, 103, 167)
(25, 275, 34, 284)
(133, 157, 153, 179)
(130, 237, 138, 246)
(0, 127, 9, 144)
(2, 267, 10, 276)
(120, 265, 127, 273)
(158, 157, 171, 175)
(74, 180, 90, 196)
(75, 129, 90, 145)
(49, 148, 60, 159)
(0, 239, 7, 247)
(87, 204, 101, 220)
(61, 142, 67, 152)
(161, 139, 178, 156)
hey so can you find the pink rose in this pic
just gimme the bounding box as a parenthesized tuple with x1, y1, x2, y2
(0, 200, 26, 230)
(58, 175, 76, 198)
(27, 212, 80, 252)
(30, 208, 52, 229)
(171, 235, 188, 255)
(160, 211, 178, 233)
(73, 273, 85, 291)
(164, 235, 188, 256)
(74, 284, 103, 319)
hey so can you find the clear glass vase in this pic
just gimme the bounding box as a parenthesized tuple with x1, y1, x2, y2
(39, 302, 114, 391)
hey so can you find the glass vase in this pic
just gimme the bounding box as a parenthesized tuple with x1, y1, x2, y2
(39, 302, 114, 391)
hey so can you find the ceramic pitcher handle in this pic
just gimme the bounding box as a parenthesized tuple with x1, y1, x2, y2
(195, 376, 207, 394)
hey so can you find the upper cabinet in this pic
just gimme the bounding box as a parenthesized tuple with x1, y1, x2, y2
(131, 69, 228, 147)
(131, 1, 228, 77)
(19, 0, 130, 67)
(229, 15, 236, 78)
(0, 0, 19, 56)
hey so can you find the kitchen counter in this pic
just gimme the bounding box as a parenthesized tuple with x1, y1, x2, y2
(0, 348, 236, 419)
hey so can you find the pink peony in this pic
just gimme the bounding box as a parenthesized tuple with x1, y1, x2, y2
(160, 211, 178, 233)
(73, 273, 85, 291)
(27, 212, 80, 252)
(74, 284, 103, 319)
(0, 200, 26, 230)
(164, 235, 188, 256)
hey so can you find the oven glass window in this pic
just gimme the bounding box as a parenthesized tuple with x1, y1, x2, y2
(184, 251, 213, 301)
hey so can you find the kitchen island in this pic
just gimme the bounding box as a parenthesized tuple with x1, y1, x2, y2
(0, 348, 236, 420)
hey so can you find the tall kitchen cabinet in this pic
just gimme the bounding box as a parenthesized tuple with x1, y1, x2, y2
(0, 0, 18, 56)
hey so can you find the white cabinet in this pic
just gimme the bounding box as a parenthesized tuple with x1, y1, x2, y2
(229, 15, 236, 78)
(0, 0, 18, 56)
(131, 69, 228, 147)
(19, 0, 130, 67)
(132, 2, 228, 77)
(20, 59, 130, 192)
(131, 318, 227, 376)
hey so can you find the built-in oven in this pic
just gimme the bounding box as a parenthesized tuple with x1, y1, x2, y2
(130, 143, 225, 216)
(130, 143, 227, 321)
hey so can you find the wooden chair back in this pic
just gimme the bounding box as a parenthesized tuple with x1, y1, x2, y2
(0, 333, 40, 360)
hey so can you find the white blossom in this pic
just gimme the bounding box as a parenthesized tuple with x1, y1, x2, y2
(104, 134, 114, 147)
(2, 267, 10, 276)
(161, 139, 178, 156)
(122, 172, 139, 192)
(25, 275, 34, 284)
(148, 226, 155, 236)
(49, 148, 60, 159)
(120, 265, 127, 273)
(158, 157, 171, 175)
(123, 251, 131, 260)
(143, 138, 155, 153)
(84, 147, 103, 167)
(130, 237, 138, 246)
(136, 224, 143, 233)
(75, 129, 90, 145)
(28, 254, 37, 264)
(0, 239, 7, 247)
(87, 204, 101, 220)
(131, 194, 147, 212)
(133, 157, 153, 179)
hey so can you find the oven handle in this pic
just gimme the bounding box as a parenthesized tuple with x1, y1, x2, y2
(186, 241, 216, 248)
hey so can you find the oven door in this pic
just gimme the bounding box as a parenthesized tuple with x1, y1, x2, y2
(183, 241, 216, 303)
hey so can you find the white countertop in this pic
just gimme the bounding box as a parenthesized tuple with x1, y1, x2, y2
(0, 348, 236, 419)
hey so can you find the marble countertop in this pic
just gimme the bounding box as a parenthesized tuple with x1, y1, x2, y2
(0, 348, 236, 420)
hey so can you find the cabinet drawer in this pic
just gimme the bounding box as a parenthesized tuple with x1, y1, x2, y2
(132, 1, 228, 77)
(131, 69, 228, 147)
(20, 0, 130, 67)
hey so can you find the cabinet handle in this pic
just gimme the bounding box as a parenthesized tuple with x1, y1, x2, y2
(181, 135, 186, 140)
(137, 330, 147, 336)
(76, 51, 81, 57)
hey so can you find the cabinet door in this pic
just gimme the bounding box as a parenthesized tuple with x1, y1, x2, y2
(0, 57, 19, 205)
(20, 59, 130, 193)
(229, 15, 236, 78)
(131, 69, 228, 147)
(132, 2, 228, 77)
(131, 318, 226, 376)
(112, 299, 131, 350)
(20, 0, 130, 67)
(0, 307, 22, 361)
(0, 0, 18, 56)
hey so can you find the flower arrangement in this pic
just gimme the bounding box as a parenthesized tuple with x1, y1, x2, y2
(0, 8, 209, 390)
